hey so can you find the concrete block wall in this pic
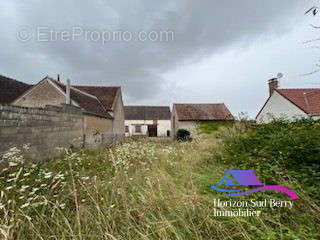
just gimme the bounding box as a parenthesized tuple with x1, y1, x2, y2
(0, 104, 84, 163)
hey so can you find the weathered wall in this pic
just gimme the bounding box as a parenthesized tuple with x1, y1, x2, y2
(175, 121, 198, 136)
(14, 80, 67, 108)
(0, 104, 125, 162)
(84, 115, 113, 135)
(0, 104, 84, 163)
(111, 91, 125, 139)
(171, 106, 179, 136)
(83, 114, 116, 147)
(256, 91, 308, 123)
(125, 120, 171, 137)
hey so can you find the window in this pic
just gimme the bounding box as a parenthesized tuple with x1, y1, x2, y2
(125, 126, 129, 132)
(135, 125, 142, 133)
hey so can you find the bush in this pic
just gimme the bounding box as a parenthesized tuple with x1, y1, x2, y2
(176, 129, 191, 141)
(197, 120, 234, 134)
(215, 119, 320, 204)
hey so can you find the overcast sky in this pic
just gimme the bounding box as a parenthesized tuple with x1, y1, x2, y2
(1, 1, 320, 118)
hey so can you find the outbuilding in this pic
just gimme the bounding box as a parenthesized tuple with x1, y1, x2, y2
(124, 106, 171, 137)
(171, 103, 233, 136)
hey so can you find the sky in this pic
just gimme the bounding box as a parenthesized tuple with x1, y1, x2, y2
(1, 0, 320, 118)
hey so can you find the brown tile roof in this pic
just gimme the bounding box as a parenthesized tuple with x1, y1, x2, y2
(125, 106, 171, 120)
(276, 88, 320, 116)
(73, 86, 120, 111)
(51, 80, 113, 119)
(0, 75, 32, 104)
(174, 103, 233, 121)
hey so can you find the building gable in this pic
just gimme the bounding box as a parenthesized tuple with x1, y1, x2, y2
(256, 91, 308, 123)
(111, 89, 125, 134)
(13, 77, 70, 108)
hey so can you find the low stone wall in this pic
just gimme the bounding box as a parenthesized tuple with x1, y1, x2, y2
(0, 104, 84, 163)
(0, 104, 125, 163)
(83, 133, 124, 148)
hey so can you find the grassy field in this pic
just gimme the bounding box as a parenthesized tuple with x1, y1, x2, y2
(0, 126, 319, 239)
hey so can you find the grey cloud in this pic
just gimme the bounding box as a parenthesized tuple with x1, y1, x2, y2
(0, 0, 304, 103)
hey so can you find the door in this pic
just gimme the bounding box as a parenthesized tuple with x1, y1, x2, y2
(148, 125, 157, 137)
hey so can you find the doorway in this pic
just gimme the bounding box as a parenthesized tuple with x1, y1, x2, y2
(148, 125, 157, 137)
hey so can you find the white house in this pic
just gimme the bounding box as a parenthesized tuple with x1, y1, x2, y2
(256, 78, 320, 123)
(171, 103, 234, 136)
(124, 106, 171, 137)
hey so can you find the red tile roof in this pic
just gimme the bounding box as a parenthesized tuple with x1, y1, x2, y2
(0, 75, 32, 104)
(174, 103, 233, 121)
(276, 88, 320, 116)
(51, 80, 113, 119)
(74, 86, 120, 111)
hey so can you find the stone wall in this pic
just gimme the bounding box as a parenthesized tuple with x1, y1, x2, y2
(14, 79, 66, 108)
(83, 114, 118, 148)
(112, 91, 125, 137)
(0, 104, 84, 163)
(84, 114, 113, 135)
(0, 103, 125, 163)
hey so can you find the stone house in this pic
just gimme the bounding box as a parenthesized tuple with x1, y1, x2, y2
(124, 106, 171, 137)
(12, 76, 125, 142)
(256, 78, 320, 123)
(171, 103, 234, 136)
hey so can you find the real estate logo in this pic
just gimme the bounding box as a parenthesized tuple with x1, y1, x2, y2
(211, 170, 297, 200)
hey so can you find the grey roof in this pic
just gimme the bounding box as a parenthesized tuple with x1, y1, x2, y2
(0, 75, 32, 104)
(125, 106, 171, 120)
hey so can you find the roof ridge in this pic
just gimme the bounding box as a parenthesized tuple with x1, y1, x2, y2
(125, 105, 170, 107)
(278, 88, 320, 90)
(0, 74, 30, 85)
(74, 85, 121, 88)
(174, 103, 225, 105)
(50, 79, 99, 100)
(70, 86, 99, 99)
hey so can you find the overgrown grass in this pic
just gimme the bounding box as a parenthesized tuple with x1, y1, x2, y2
(214, 119, 320, 205)
(197, 121, 234, 135)
(0, 131, 319, 239)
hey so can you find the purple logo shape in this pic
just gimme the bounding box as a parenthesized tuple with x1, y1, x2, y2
(219, 170, 262, 186)
(211, 170, 297, 200)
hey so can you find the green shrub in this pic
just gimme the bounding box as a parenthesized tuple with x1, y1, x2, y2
(197, 120, 234, 134)
(215, 119, 320, 204)
(176, 129, 191, 141)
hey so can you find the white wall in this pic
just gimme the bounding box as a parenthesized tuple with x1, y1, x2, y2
(176, 121, 198, 136)
(125, 120, 171, 137)
(256, 91, 308, 123)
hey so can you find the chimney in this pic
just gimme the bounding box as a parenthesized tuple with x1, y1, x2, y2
(268, 78, 279, 96)
(66, 79, 71, 105)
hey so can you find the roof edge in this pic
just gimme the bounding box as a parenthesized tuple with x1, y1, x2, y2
(275, 89, 309, 115)
(83, 111, 113, 119)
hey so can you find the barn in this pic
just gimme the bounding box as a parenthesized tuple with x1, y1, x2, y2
(124, 106, 171, 137)
(171, 103, 234, 136)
